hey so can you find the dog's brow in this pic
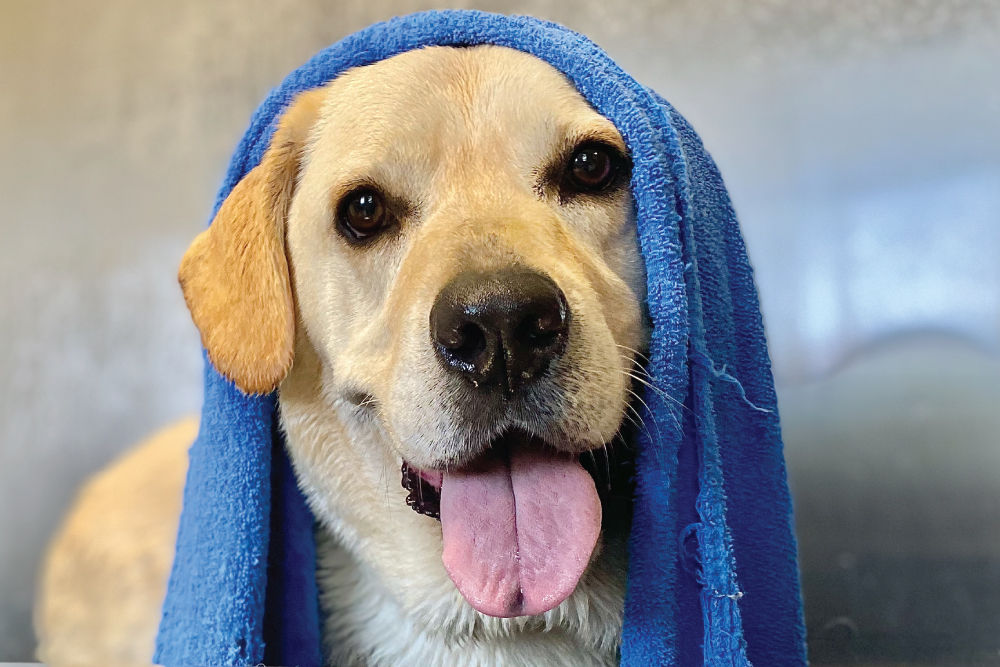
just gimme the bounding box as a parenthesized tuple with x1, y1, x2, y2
(568, 124, 628, 155)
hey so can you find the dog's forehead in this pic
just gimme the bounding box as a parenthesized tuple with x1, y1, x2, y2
(308, 45, 619, 161)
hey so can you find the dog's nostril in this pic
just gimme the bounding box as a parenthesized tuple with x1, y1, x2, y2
(517, 302, 568, 346)
(535, 310, 566, 335)
(443, 322, 488, 365)
(430, 268, 570, 394)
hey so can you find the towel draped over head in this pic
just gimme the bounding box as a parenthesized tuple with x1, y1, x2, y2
(155, 9, 807, 666)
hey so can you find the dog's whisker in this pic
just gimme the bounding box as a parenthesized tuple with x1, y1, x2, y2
(600, 443, 611, 492)
(588, 353, 685, 434)
(625, 387, 665, 444)
(619, 398, 651, 444)
(624, 387, 674, 472)
(583, 346, 689, 417)
(614, 348, 675, 394)
(617, 403, 646, 442)
(629, 389, 681, 442)
(609, 353, 687, 409)
(384, 456, 395, 516)
(613, 342, 652, 366)
(618, 387, 658, 449)
(622, 371, 688, 412)
(598, 352, 690, 416)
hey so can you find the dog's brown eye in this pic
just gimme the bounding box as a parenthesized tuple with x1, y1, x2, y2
(338, 188, 387, 240)
(567, 144, 615, 191)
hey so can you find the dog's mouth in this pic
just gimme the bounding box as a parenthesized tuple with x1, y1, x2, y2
(399, 427, 629, 618)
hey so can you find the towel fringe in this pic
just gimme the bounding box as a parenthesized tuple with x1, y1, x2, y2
(691, 348, 775, 414)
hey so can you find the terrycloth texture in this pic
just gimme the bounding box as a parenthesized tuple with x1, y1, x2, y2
(156, 10, 806, 666)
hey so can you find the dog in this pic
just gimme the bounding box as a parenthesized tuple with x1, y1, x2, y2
(36, 44, 648, 666)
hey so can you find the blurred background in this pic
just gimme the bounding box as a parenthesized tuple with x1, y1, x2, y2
(2, 1, 998, 663)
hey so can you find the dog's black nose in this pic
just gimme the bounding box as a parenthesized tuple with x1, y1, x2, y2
(430, 269, 569, 394)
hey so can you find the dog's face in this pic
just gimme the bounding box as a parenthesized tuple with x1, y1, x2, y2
(180, 45, 645, 625)
(288, 46, 645, 468)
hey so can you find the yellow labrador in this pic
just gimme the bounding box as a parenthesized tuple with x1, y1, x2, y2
(37, 45, 647, 666)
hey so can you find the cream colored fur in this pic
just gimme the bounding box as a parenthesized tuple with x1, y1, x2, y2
(37, 46, 646, 666)
(36, 419, 195, 667)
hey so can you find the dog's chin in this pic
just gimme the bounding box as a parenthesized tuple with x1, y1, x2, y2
(398, 427, 633, 619)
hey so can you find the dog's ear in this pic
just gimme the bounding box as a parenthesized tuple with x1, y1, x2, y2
(179, 88, 325, 395)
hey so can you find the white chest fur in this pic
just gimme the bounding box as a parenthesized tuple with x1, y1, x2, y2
(315, 529, 626, 666)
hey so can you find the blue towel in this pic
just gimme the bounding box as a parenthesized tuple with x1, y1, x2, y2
(156, 10, 806, 666)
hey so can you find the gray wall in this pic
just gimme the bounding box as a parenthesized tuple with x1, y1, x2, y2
(3, 1, 998, 662)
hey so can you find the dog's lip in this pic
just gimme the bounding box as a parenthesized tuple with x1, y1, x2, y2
(401, 461, 443, 519)
(412, 467, 443, 489)
(400, 429, 619, 521)
(403, 429, 552, 490)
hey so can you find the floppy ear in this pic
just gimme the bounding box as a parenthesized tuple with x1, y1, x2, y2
(179, 88, 325, 395)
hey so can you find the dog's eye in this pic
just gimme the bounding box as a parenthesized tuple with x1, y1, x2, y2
(338, 188, 388, 240)
(566, 144, 617, 192)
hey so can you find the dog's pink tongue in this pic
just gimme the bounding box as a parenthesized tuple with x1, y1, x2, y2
(440, 442, 601, 618)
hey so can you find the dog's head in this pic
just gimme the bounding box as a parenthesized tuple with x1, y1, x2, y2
(180, 45, 646, 621)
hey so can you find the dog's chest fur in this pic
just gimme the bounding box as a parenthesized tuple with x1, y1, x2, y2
(314, 529, 625, 666)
